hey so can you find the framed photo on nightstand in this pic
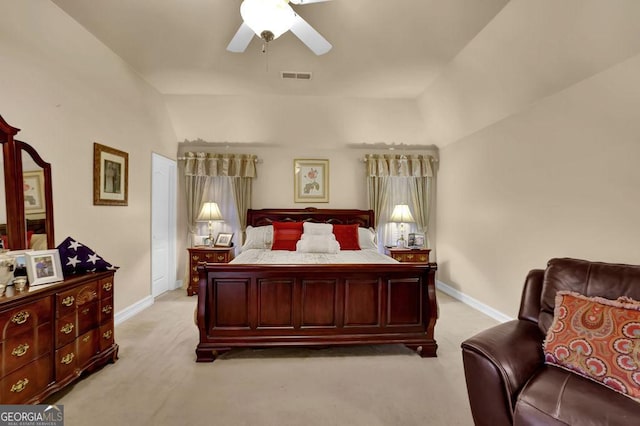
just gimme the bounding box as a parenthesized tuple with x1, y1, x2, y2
(408, 233, 425, 248)
(215, 233, 234, 247)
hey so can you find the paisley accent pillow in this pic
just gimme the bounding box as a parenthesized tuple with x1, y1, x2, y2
(543, 291, 640, 402)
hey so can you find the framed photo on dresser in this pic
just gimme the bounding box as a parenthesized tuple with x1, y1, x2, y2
(25, 249, 64, 286)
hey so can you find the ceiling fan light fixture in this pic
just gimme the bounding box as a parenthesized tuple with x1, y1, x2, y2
(240, 0, 296, 40)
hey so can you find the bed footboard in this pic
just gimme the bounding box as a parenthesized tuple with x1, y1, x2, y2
(195, 263, 438, 362)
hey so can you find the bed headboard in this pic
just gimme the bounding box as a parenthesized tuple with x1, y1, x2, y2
(246, 208, 375, 228)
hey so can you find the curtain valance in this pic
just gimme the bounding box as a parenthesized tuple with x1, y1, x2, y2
(183, 152, 257, 178)
(365, 154, 434, 177)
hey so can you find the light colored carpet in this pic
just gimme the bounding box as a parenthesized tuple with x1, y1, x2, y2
(47, 289, 498, 426)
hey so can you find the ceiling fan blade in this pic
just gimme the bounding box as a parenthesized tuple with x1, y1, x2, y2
(290, 0, 331, 4)
(226, 22, 255, 53)
(289, 14, 332, 55)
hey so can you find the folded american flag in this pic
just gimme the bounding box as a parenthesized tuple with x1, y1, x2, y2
(57, 236, 118, 276)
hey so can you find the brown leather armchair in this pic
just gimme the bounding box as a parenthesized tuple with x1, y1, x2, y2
(461, 258, 640, 425)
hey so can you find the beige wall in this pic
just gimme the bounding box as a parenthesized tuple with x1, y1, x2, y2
(416, 0, 640, 318)
(435, 52, 640, 317)
(169, 95, 435, 281)
(1, 2, 177, 312)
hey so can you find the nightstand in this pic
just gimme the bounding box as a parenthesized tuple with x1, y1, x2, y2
(187, 246, 235, 296)
(384, 247, 431, 263)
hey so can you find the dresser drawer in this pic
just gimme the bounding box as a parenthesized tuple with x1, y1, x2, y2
(100, 297, 114, 324)
(55, 341, 78, 383)
(394, 252, 429, 262)
(99, 322, 115, 352)
(77, 329, 99, 368)
(0, 356, 51, 404)
(1, 322, 52, 377)
(99, 276, 114, 299)
(56, 281, 99, 318)
(0, 298, 51, 335)
(385, 248, 431, 263)
(77, 301, 99, 335)
(56, 313, 77, 349)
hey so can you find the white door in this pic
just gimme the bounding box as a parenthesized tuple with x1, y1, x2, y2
(151, 153, 177, 297)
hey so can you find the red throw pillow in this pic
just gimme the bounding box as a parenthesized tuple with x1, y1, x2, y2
(271, 222, 303, 251)
(332, 224, 360, 250)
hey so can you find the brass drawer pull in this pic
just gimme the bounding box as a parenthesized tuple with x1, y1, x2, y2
(102, 305, 113, 314)
(192, 255, 200, 261)
(60, 323, 74, 334)
(61, 353, 75, 365)
(217, 255, 225, 261)
(103, 330, 113, 339)
(102, 282, 113, 292)
(62, 296, 75, 307)
(11, 311, 30, 325)
(81, 307, 91, 315)
(12, 343, 30, 357)
(82, 334, 91, 343)
(10, 378, 29, 393)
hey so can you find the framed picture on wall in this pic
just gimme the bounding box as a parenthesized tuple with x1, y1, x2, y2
(294, 159, 329, 203)
(23, 170, 46, 214)
(93, 142, 128, 206)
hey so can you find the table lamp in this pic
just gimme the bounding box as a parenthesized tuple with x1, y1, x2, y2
(390, 204, 415, 248)
(197, 202, 224, 247)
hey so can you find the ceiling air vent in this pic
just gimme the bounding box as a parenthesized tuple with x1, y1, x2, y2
(281, 71, 312, 80)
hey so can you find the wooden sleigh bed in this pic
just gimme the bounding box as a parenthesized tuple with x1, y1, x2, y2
(195, 208, 438, 362)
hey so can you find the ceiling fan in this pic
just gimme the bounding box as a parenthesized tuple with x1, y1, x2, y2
(227, 0, 332, 55)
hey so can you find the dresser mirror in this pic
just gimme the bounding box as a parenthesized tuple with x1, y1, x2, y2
(0, 115, 54, 250)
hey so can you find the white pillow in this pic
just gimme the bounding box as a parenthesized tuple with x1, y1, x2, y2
(358, 227, 378, 250)
(241, 225, 273, 251)
(303, 222, 333, 235)
(301, 232, 336, 241)
(296, 235, 340, 253)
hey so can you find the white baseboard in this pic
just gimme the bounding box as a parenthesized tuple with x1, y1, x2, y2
(172, 279, 183, 291)
(436, 280, 513, 323)
(115, 295, 154, 326)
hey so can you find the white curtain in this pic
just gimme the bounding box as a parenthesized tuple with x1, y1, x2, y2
(183, 152, 258, 247)
(365, 154, 435, 251)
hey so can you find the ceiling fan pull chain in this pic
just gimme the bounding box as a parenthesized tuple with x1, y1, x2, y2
(263, 41, 269, 72)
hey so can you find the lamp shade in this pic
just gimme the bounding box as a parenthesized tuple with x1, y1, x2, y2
(390, 204, 415, 223)
(197, 202, 223, 222)
(240, 0, 296, 40)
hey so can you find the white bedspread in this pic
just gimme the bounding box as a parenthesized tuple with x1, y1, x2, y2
(231, 249, 398, 264)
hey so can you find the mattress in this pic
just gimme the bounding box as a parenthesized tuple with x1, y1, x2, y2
(230, 249, 398, 264)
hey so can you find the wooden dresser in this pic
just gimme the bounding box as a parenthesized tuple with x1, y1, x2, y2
(187, 246, 234, 296)
(385, 247, 431, 263)
(0, 271, 117, 404)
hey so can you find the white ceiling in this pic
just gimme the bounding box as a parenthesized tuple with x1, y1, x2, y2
(50, 0, 510, 98)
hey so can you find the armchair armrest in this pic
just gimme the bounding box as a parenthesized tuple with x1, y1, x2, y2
(461, 320, 544, 426)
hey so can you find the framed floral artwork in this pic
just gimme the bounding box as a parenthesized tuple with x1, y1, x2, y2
(294, 159, 329, 203)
